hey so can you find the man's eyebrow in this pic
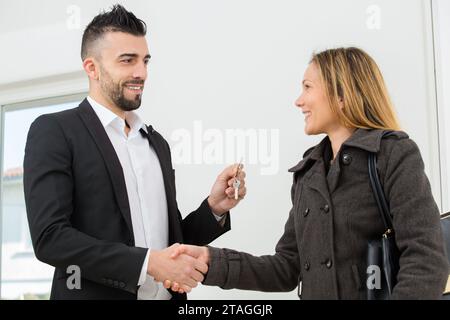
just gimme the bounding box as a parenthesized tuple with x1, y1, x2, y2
(117, 53, 151, 60)
(118, 53, 138, 59)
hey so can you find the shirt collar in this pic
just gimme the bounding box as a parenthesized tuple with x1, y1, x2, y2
(87, 96, 148, 134)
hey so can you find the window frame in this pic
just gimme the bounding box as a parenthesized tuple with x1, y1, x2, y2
(0, 92, 86, 298)
(431, 0, 450, 214)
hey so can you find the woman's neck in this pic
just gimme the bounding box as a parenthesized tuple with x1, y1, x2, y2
(327, 126, 356, 160)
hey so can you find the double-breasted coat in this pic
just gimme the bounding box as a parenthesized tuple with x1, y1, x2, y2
(203, 128, 448, 299)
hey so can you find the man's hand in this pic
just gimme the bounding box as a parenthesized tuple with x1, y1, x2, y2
(207, 163, 247, 215)
(147, 243, 208, 293)
(163, 244, 210, 294)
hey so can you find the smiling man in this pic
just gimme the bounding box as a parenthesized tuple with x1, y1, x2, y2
(23, 4, 246, 300)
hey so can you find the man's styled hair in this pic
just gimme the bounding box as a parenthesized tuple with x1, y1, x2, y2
(81, 4, 147, 60)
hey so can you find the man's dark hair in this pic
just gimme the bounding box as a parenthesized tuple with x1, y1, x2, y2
(81, 4, 147, 60)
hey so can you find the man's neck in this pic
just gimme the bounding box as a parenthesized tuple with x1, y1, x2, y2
(89, 91, 126, 120)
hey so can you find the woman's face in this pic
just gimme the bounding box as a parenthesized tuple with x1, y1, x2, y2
(295, 63, 341, 135)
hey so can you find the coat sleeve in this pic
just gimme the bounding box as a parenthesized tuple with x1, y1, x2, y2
(24, 115, 148, 294)
(383, 138, 449, 299)
(202, 182, 301, 292)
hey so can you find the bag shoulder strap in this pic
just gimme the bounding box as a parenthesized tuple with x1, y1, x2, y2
(368, 131, 395, 235)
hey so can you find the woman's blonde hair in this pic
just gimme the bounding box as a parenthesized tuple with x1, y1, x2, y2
(311, 47, 401, 131)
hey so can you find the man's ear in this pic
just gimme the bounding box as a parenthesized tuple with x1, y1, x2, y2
(82, 57, 99, 81)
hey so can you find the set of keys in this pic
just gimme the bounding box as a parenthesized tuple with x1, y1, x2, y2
(232, 159, 243, 200)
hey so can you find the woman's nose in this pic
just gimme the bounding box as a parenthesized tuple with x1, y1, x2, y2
(295, 94, 304, 108)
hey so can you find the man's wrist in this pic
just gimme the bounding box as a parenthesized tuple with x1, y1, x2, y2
(147, 249, 158, 277)
(138, 249, 151, 286)
(207, 196, 226, 216)
(213, 211, 225, 221)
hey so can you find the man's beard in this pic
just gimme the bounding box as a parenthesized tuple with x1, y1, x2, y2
(99, 66, 143, 112)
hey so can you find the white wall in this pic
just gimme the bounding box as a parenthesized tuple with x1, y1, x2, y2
(0, 0, 442, 299)
(433, 0, 450, 214)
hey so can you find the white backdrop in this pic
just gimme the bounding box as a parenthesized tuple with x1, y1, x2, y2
(0, 0, 442, 299)
(434, 0, 450, 214)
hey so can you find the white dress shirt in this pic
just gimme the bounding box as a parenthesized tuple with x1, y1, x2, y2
(88, 96, 171, 300)
(88, 96, 225, 299)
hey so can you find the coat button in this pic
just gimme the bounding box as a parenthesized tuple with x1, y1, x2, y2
(119, 282, 126, 288)
(342, 153, 352, 165)
(304, 261, 310, 271)
(325, 259, 333, 269)
(322, 204, 330, 213)
(303, 208, 310, 217)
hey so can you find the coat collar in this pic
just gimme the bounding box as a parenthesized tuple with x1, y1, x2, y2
(288, 128, 408, 173)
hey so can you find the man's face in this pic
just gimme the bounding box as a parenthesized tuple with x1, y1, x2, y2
(96, 32, 150, 111)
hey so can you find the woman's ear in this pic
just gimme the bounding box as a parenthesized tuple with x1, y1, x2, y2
(337, 96, 344, 110)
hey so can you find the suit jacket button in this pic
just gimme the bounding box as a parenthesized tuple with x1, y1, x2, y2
(304, 261, 310, 271)
(303, 208, 310, 217)
(325, 259, 333, 269)
(322, 204, 330, 213)
(342, 153, 352, 165)
(119, 282, 126, 288)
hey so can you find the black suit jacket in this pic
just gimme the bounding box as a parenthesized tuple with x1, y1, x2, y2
(23, 98, 230, 300)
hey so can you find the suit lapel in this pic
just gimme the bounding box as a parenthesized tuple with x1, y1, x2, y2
(141, 126, 183, 244)
(77, 99, 134, 238)
(143, 128, 175, 204)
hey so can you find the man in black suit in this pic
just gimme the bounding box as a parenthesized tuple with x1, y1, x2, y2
(23, 4, 246, 300)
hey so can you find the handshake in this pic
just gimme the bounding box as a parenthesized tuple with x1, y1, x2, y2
(147, 243, 209, 294)
(146, 162, 246, 294)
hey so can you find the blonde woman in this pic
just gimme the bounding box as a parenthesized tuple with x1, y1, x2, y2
(165, 47, 448, 299)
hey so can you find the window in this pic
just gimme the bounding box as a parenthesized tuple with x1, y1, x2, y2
(0, 94, 84, 299)
(432, 0, 450, 214)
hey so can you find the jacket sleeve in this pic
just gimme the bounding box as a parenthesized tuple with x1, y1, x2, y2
(181, 198, 231, 245)
(383, 138, 449, 299)
(159, 138, 231, 245)
(202, 182, 301, 292)
(24, 115, 148, 294)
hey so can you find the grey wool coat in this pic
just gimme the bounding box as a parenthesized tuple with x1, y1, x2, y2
(203, 128, 449, 299)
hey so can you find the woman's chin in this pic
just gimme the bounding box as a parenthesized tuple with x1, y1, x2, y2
(304, 125, 315, 135)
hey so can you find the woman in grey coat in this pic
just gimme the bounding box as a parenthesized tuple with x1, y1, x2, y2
(165, 47, 449, 299)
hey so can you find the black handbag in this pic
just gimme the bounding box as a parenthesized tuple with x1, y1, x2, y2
(366, 133, 450, 300)
(366, 150, 400, 300)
